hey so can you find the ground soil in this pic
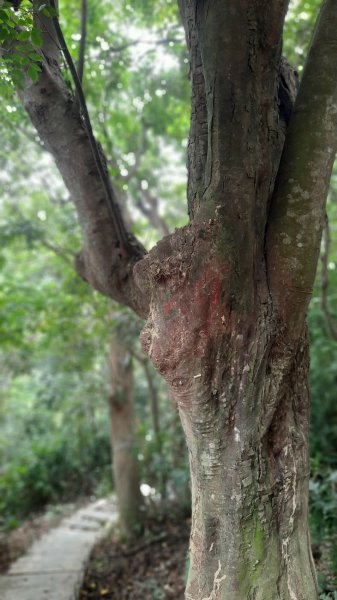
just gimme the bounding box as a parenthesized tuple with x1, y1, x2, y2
(2, 501, 335, 599)
(79, 515, 190, 600)
(80, 516, 337, 600)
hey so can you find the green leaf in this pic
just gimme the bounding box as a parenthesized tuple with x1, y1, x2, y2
(0, 9, 10, 23)
(28, 51, 41, 62)
(27, 63, 40, 82)
(0, 24, 9, 42)
(31, 26, 42, 47)
(17, 30, 30, 41)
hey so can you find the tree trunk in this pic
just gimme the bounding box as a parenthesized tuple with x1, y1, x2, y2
(108, 337, 143, 535)
(135, 226, 318, 599)
(182, 330, 317, 600)
(133, 0, 337, 596)
(142, 359, 168, 497)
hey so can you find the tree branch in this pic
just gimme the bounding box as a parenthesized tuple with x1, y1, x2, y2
(77, 0, 87, 85)
(106, 35, 183, 56)
(267, 0, 337, 334)
(48, 0, 131, 256)
(320, 213, 337, 341)
(136, 189, 170, 238)
(16, 1, 148, 318)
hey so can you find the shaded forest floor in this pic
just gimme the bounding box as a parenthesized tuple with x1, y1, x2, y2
(2, 503, 336, 598)
(80, 515, 337, 600)
(79, 515, 190, 600)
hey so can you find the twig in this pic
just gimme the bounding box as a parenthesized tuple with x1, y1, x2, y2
(117, 533, 168, 557)
(106, 35, 183, 55)
(39, 238, 75, 266)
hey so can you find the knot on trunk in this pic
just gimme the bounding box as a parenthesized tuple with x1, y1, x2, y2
(135, 223, 233, 411)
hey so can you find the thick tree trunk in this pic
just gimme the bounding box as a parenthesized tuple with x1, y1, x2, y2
(133, 1, 337, 595)
(181, 332, 316, 600)
(108, 338, 144, 535)
(135, 226, 318, 599)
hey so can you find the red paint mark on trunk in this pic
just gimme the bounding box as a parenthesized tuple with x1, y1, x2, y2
(163, 297, 177, 317)
(211, 277, 220, 306)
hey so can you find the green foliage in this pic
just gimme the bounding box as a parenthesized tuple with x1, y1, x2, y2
(0, 0, 190, 533)
(0, 428, 112, 528)
(0, 1, 43, 89)
(284, 0, 321, 73)
(309, 473, 337, 539)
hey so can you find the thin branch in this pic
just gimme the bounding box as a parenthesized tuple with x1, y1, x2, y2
(77, 0, 87, 85)
(320, 214, 337, 341)
(99, 116, 170, 236)
(38, 238, 75, 266)
(143, 359, 161, 439)
(106, 35, 183, 55)
(106, 533, 168, 559)
(6, 205, 75, 267)
(49, 0, 132, 257)
(5, 119, 46, 151)
(136, 189, 170, 237)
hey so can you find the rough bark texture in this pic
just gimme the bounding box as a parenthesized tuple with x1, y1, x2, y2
(108, 338, 144, 534)
(134, 1, 337, 598)
(135, 224, 316, 599)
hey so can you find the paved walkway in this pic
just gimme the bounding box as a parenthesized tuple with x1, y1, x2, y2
(0, 497, 118, 600)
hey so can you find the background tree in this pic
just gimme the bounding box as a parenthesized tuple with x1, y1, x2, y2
(0, 0, 189, 537)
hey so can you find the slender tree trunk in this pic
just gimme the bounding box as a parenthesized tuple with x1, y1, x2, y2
(142, 359, 168, 497)
(108, 337, 144, 535)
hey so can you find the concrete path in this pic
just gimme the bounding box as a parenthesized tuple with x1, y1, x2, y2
(0, 497, 118, 600)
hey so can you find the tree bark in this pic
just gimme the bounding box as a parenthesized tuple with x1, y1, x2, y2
(108, 337, 144, 535)
(135, 223, 318, 599)
(133, 1, 337, 598)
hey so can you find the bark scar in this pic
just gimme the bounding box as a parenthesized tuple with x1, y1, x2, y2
(201, 560, 226, 600)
